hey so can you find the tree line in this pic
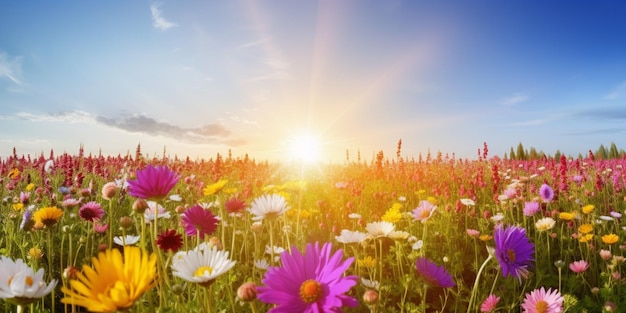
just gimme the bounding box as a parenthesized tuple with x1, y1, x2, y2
(506, 142, 626, 160)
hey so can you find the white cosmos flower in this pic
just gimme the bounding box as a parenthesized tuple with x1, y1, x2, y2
(247, 194, 290, 221)
(366, 221, 395, 238)
(361, 278, 380, 290)
(0, 256, 57, 303)
(113, 235, 140, 246)
(171, 246, 236, 287)
(412, 240, 424, 250)
(460, 198, 475, 206)
(335, 230, 369, 244)
(535, 217, 556, 232)
(144, 201, 171, 222)
(265, 245, 285, 255)
(254, 259, 269, 270)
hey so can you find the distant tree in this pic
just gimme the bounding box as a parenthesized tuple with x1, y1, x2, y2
(609, 142, 619, 159)
(554, 150, 562, 161)
(529, 147, 539, 160)
(596, 144, 608, 159)
(516, 142, 527, 160)
(509, 147, 516, 160)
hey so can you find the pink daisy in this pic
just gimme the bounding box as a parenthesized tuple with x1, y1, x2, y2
(521, 287, 563, 313)
(480, 294, 500, 312)
(569, 260, 589, 274)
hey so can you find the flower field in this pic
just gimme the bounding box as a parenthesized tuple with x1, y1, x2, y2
(1, 145, 626, 312)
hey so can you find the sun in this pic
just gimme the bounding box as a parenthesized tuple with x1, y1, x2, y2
(288, 133, 323, 164)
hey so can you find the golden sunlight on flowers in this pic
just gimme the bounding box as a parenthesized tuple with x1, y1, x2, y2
(602, 234, 619, 245)
(33, 206, 63, 227)
(203, 179, 228, 196)
(381, 203, 403, 223)
(582, 204, 595, 214)
(558, 212, 576, 221)
(61, 247, 157, 313)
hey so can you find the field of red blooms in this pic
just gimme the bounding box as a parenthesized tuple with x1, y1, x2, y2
(1, 145, 625, 312)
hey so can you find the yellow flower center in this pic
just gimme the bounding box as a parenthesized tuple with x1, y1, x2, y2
(535, 300, 548, 313)
(420, 210, 430, 219)
(7, 275, 33, 287)
(299, 279, 322, 303)
(194, 266, 214, 277)
(507, 249, 516, 262)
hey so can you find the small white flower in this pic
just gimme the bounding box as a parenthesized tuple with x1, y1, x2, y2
(397, 196, 406, 202)
(348, 213, 361, 219)
(265, 245, 285, 255)
(366, 221, 395, 238)
(490, 213, 505, 223)
(254, 259, 269, 270)
(0, 256, 57, 301)
(113, 235, 140, 246)
(535, 217, 556, 232)
(144, 201, 171, 222)
(460, 198, 475, 206)
(361, 278, 380, 290)
(247, 194, 290, 221)
(412, 240, 424, 250)
(169, 194, 182, 202)
(389, 231, 410, 241)
(335, 230, 369, 244)
(171, 246, 236, 285)
(43, 159, 54, 174)
(599, 215, 614, 221)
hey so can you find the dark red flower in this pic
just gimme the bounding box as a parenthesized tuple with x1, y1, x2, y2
(156, 229, 183, 253)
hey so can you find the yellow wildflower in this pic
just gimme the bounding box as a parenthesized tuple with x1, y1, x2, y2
(602, 234, 619, 245)
(427, 196, 438, 205)
(582, 205, 595, 214)
(12, 203, 24, 211)
(26, 183, 35, 191)
(28, 247, 44, 260)
(381, 205, 402, 223)
(579, 234, 594, 243)
(578, 223, 593, 234)
(61, 247, 157, 312)
(357, 256, 376, 269)
(8, 168, 20, 179)
(559, 212, 576, 221)
(203, 179, 228, 196)
(479, 234, 493, 241)
(33, 206, 63, 227)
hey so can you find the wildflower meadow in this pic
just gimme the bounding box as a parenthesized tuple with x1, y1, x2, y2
(2, 143, 626, 313)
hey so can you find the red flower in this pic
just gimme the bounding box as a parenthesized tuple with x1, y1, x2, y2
(225, 197, 247, 214)
(156, 229, 183, 253)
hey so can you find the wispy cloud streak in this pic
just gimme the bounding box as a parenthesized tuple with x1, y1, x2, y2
(605, 81, 626, 100)
(501, 93, 528, 106)
(150, 3, 177, 31)
(0, 52, 23, 85)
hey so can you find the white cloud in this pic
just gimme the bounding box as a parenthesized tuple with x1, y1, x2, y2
(0, 52, 23, 86)
(13, 111, 98, 124)
(501, 93, 528, 106)
(605, 81, 626, 100)
(150, 3, 177, 31)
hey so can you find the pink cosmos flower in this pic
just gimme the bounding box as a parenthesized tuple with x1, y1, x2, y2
(411, 200, 436, 223)
(569, 260, 589, 273)
(480, 294, 500, 312)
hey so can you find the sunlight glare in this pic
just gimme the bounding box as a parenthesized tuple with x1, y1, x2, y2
(289, 133, 323, 164)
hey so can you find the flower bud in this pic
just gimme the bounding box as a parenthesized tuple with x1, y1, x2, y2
(237, 282, 257, 302)
(363, 290, 379, 305)
(120, 216, 134, 229)
(133, 199, 149, 214)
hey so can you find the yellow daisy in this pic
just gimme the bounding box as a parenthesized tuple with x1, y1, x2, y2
(61, 247, 157, 312)
(582, 204, 595, 214)
(558, 212, 576, 221)
(32, 206, 63, 227)
(203, 179, 228, 196)
(602, 234, 619, 245)
(578, 223, 593, 234)
(381, 204, 402, 223)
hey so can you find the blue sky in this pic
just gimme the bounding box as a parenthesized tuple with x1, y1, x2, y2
(2, 1, 626, 163)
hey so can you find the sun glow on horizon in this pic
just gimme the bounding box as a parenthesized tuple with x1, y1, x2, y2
(288, 133, 324, 164)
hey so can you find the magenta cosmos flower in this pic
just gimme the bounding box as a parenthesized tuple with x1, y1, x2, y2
(520, 287, 563, 313)
(181, 205, 219, 237)
(257, 242, 358, 312)
(494, 225, 534, 280)
(126, 165, 179, 200)
(414, 257, 456, 288)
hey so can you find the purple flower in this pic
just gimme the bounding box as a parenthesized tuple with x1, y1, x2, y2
(494, 225, 535, 280)
(126, 165, 179, 200)
(79, 201, 105, 223)
(523, 201, 540, 217)
(257, 242, 358, 312)
(415, 257, 456, 288)
(181, 204, 219, 237)
(539, 184, 554, 203)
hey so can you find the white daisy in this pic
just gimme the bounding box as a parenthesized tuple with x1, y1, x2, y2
(412, 240, 424, 250)
(144, 201, 171, 222)
(0, 256, 57, 304)
(361, 278, 380, 290)
(335, 229, 368, 244)
(247, 194, 290, 221)
(171, 246, 236, 287)
(535, 217, 556, 232)
(113, 235, 140, 246)
(460, 198, 475, 206)
(365, 221, 395, 238)
(348, 213, 362, 219)
(254, 259, 269, 270)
